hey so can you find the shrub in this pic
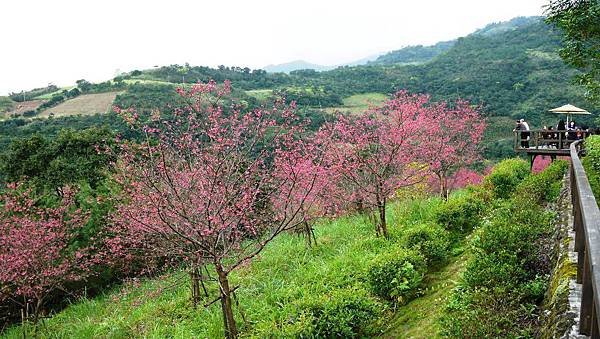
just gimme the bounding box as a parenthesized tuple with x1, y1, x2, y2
(585, 135, 600, 174)
(367, 248, 426, 304)
(583, 136, 600, 200)
(485, 158, 530, 199)
(435, 192, 486, 233)
(514, 160, 568, 205)
(285, 288, 383, 338)
(402, 223, 450, 265)
(441, 286, 537, 338)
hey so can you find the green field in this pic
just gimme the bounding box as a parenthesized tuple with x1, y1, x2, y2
(245, 89, 273, 102)
(324, 93, 388, 114)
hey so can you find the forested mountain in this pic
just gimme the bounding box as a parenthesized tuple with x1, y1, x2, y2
(369, 40, 455, 65)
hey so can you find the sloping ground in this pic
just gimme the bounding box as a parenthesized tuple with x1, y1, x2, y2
(39, 92, 120, 117)
(2, 197, 447, 338)
(381, 250, 469, 338)
(3, 100, 46, 118)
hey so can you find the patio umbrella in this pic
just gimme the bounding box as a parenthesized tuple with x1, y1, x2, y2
(548, 104, 591, 126)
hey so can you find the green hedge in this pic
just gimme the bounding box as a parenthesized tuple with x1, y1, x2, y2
(441, 158, 567, 337)
(401, 223, 450, 265)
(435, 191, 487, 233)
(279, 288, 384, 338)
(367, 248, 426, 304)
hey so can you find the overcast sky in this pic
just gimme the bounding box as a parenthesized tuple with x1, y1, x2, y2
(1, 0, 549, 95)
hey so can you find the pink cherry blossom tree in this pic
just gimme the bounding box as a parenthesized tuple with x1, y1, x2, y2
(425, 99, 486, 199)
(320, 91, 435, 238)
(111, 81, 327, 339)
(0, 184, 90, 325)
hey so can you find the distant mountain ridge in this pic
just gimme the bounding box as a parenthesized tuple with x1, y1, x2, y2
(263, 16, 546, 73)
(369, 16, 543, 66)
(263, 60, 335, 73)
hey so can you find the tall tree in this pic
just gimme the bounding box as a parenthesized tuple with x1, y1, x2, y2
(546, 0, 600, 101)
(321, 91, 434, 238)
(426, 100, 486, 199)
(111, 81, 326, 338)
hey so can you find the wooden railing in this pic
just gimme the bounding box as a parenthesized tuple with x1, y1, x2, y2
(514, 129, 589, 151)
(570, 139, 600, 337)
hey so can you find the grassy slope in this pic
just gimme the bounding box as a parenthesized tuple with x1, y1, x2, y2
(3, 197, 449, 338)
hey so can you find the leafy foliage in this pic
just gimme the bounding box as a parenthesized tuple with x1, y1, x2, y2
(288, 288, 383, 338)
(367, 248, 426, 304)
(401, 223, 451, 265)
(546, 0, 600, 102)
(0, 127, 116, 192)
(435, 190, 488, 233)
(484, 158, 530, 199)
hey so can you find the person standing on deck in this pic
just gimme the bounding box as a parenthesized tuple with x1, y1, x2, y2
(514, 119, 529, 148)
(557, 119, 566, 148)
(520, 119, 530, 148)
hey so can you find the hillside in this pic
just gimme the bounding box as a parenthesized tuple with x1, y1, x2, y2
(369, 40, 455, 66)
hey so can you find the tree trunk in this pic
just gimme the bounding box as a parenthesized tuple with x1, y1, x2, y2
(378, 198, 389, 239)
(190, 267, 201, 308)
(215, 263, 238, 339)
(303, 220, 317, 247)
(439, 173, 449, 201)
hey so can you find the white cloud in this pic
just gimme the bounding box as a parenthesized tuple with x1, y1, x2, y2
(0, 0, 548, 95)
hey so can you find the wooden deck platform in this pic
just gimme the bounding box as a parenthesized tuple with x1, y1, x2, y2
(513, 129, 588, 168)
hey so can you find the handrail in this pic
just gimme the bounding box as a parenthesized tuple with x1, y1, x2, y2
(570, 139, 600, 336)
(514, 129, 589, 151)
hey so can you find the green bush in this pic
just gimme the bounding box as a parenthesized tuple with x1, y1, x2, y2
(285, 288, 383, 338)
(485, 158, 530, 199)
(367, 248, 426, 304)
(435, 192, 486, 233)
(463, 250, 528, 290)
(514, 160, 568, 205)
(441, 286, 537, 338)
(402, 223, 450, 265)
(585, 135, 600, 174)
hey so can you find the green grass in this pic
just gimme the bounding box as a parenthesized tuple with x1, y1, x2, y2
(245, 89, 273, 102)
(323, 92, 388, 114)
(3, 197, 454, 338)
